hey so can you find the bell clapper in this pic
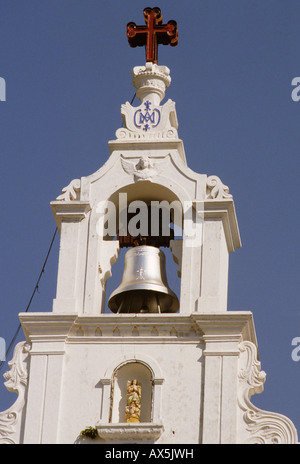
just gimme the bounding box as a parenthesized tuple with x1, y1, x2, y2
(117, 300, 124, 314)
(156, 294, 161, 314)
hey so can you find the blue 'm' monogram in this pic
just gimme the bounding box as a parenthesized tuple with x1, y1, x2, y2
(134, 100, 161, 131)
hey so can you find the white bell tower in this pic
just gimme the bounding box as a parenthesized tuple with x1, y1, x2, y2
(0, 8, 298, 445)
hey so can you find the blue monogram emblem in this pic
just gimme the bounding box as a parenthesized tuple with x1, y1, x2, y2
(133, 100, 161, 131)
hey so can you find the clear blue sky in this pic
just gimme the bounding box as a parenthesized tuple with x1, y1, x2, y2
(1, 0, 300, 435)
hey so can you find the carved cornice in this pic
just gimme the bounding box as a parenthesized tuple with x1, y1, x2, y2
(201, 199, 242, 252)
(19, 313, 76, 345)
(68, 314, 203, 343)
(192, 312, 257, 346)
(50, 200, 91, 231)
(19, 313, 205, 347)
(19, 313, 260, 347)
(108, 138, 186, 164)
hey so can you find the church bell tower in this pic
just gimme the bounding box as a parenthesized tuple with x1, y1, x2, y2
(0, 8, 298, 445)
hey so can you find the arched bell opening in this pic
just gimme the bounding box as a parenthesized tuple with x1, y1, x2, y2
(103, 182, 183, 314)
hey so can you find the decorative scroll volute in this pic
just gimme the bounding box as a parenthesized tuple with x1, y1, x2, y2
(0, 341, 31, 444)
(237, 341, 298, 444)
(56, 178, 81, 202)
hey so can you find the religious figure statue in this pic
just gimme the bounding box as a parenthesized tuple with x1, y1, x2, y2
(125, 379, 142, 423)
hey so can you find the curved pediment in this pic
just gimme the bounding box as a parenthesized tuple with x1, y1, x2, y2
(79, 150, 206, 208)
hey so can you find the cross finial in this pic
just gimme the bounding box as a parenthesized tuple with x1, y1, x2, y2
(126, 7, 178, 64)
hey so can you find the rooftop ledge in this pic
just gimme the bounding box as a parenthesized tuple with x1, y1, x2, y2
(18, 311, 257, 347)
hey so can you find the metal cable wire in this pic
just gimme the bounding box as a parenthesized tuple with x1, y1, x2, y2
(0, 91, 136, 374)
(1, 92, 140, 373)
(0, 227, 58, 373)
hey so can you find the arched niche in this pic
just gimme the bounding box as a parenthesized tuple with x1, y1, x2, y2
(111, 361, 152, 423)
(99, 354, 164, 426)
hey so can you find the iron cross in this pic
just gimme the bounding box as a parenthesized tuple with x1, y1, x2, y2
(126, 7, 178, 64)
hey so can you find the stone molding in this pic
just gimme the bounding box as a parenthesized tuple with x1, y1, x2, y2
(202, 199, 241, 252)
(102, 353, 163, 380)
(50, 200, 91, 231)
(18, 312, 257, 343)
(96, 422, 164, 441)
(192, 312, 257, 345)
(19, 313, 206, 346)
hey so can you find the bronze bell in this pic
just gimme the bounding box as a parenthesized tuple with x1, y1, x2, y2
(108, 245, 179, 313)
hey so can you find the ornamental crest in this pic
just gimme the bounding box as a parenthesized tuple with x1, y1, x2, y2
(117, 98, 178, 140)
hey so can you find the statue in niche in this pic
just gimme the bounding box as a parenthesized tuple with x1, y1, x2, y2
(125, 379, 142, 423)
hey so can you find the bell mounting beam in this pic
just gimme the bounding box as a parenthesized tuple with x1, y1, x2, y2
(117, 206, 174, 249)
(126, 7, 178, 64)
